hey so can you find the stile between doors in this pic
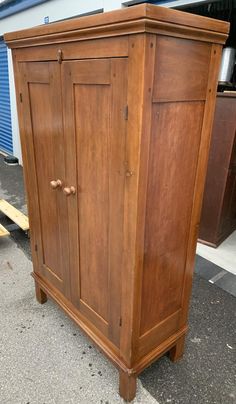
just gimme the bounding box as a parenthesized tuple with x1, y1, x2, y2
(19, 58, 128, 347)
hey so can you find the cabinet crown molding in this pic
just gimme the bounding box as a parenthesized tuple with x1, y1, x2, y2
(4, 3, 229, 48)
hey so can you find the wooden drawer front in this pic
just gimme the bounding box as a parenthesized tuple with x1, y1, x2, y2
(14, 37, 128, 62)
(153, 36, 211, 102)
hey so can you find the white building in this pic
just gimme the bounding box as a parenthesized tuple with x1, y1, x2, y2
(0, 0, 219, 163)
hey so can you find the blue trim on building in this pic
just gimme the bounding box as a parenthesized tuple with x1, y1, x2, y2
(0, 0, 49, 20)
(0, 40, 13, 154)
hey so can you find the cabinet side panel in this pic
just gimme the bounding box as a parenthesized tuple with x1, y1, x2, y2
(140, 101, 204, 335)
(138, 36, 212, 354)
(153, 37, 211, 102)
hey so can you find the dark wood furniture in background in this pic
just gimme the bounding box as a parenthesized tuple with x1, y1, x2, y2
(5, 4, 228, 401)
(199, 93, 236, 247)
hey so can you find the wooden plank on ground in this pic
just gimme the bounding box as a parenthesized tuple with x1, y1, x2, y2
(0, 199, 29, 231)
(0, 223, 10, 237)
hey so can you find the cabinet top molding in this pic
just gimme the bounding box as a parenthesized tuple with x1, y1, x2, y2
(4, 3, 229, 48)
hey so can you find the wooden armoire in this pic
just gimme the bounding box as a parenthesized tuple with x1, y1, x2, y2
(5, 4, 228, 401)
(199, 93, 236, 247)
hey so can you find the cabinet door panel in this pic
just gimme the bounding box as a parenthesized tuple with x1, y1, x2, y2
(62, 59, 127, 346)
(19, 62, 70, 296)
(75, 83, 110, 321)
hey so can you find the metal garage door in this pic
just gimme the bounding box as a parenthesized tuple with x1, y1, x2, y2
(0, 39, 13, 154)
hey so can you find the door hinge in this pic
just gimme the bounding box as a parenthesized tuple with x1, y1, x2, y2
(119, 317, 122, 327)
(35, 244, 38, 252)
(19, 93, 23, 103)
(124, 105, 128, 120)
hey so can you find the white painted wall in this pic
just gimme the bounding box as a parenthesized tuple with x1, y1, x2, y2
(0, 0, 133, 163)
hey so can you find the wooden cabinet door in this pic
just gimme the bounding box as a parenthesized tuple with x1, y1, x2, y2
(19, 62, 70, 297)
(62, 59, 127, 347)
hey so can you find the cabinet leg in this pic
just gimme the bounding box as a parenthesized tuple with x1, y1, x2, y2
(169, 335, 186, 362)
(35, 282, 47, 304)
(119, 370, 137, 402)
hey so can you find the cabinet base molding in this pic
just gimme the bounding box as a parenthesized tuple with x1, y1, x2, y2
(132, 328, 188, 376)
(32, 272, 187, 376)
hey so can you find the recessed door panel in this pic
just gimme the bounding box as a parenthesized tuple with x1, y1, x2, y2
(62, 59, 127, 346)
(19, 62, 70, 296)
(75, 83, 110, 321)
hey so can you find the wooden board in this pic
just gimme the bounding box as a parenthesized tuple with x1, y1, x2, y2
(0, 223, 10, 237)
(0, 199, 29, 231)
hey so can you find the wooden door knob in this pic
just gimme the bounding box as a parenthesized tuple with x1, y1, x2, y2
(50, 179, 62, 189)
(63, 186, 76, 196)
